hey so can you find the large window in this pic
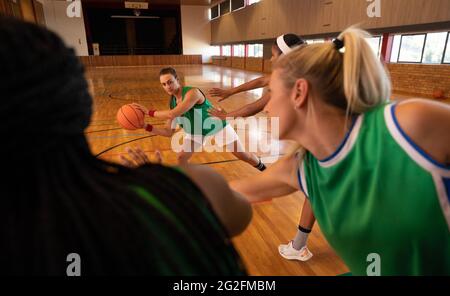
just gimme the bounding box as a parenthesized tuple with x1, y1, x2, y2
(366, 36, 381, 57)
(220, 0, 230, 15)
(210, 5, 219, 19)
(390, 32, 449, 64)
(422, 32, 448, 64)
(211, 0, 260, 20)
(222, 45, 231, 56)
(247, 0, 261, 5)
(306, 39, 325, 44)
(247, 44, 263, 57)
(232, 0, 245, 11)
(211, 46, 221, 56)
(390, 35, 401, 63)
(398, 34, 426, 63)
(233, 44, 245, 57)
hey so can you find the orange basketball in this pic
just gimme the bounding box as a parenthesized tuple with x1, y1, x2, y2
(433, 89, 444, 100)
(117, 104, 144, 130)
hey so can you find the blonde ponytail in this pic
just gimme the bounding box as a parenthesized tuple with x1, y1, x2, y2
(339, 28, 391, 114)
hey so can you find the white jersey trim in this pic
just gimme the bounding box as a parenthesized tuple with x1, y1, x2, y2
(384, 103, 450, 177)
(318, 115, 364, 168)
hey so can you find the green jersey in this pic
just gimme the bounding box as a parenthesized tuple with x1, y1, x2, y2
(298, 103, 450, 275)
(170, 86, 227, 136)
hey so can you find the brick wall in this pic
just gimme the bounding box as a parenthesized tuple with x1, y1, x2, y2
(231, 57, 245, 70)
(263, 59, 272, 74)
(245, 57, 263, 72)
(387, 63, 450, 99)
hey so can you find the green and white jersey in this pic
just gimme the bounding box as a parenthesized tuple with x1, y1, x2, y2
(170, 86, 227, 136)
(297, 102, 450, 275)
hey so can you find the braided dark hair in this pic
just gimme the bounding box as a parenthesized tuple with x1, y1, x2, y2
(0, 17, 245, 275)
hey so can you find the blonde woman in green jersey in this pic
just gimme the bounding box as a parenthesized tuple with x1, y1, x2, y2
(231, 27, 450, 275)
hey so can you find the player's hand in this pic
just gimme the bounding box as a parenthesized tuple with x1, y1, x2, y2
(120, 147, 162, 168)
(208, 106, 228, 120)
(208, 88, 232, 102)
(131, 103, 149, 116)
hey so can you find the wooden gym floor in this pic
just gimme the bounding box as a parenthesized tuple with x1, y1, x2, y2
(85, 64, 439, 276)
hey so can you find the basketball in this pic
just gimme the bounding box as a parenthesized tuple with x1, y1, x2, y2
(433, 89, 445, 100)
(117, 104, 144, 130)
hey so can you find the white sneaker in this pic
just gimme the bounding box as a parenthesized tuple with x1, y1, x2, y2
(278, 241, 313, 261)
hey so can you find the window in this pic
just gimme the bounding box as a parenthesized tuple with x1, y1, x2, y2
(220, 0, 230, 15)
(211, 46, 221, 56)
(389, 32, 450, 64)
(210, 5, 219, 19)
(422, 32, 448, 64)
(308, 39, 325, 44)
(366, 36, 381, 57)
(222, 45, 231, 56)
(232, 0, 245, 11)
(247, 44, 263, 57)
(306, 39, 325, 44)
(233, 44, 245, 57)
(390, 35, 401, 63)
(247, 0, 261, 5)
(444, 34, 450, 64)
(398, 34, 426, 63)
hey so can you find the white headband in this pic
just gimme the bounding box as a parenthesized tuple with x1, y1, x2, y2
(276, 35, 293, 55)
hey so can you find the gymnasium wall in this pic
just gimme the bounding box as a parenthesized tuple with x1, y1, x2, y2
(79, 55, 202, 67)
(211, 0, 450, 44)
(40, 0, 89, 56)
(210, 0, 450, 99)
(180, 5, 215, 64)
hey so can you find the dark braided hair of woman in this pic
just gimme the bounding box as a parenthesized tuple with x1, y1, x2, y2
(0, 17, 245, 275)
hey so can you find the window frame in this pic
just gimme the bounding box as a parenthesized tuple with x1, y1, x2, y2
(210, 4, 220, 20)
(397, 33, 427, 64)
(421, 31, 449, 64)
(231, 0, 246, 12)
(232, 44, 245, 57)
(247, 43, 263, 58)
(390, 32, 450, 64)
(441, 32, 450, 64)
(219, 0, 231, 16)
(221, 45, 232, 57)
(373, 36, 382, 58)
(211, 45, 221, 56)
(389, 34, 402, 63)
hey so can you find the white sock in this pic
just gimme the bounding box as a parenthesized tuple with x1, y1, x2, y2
(292, 225, 311, 250)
